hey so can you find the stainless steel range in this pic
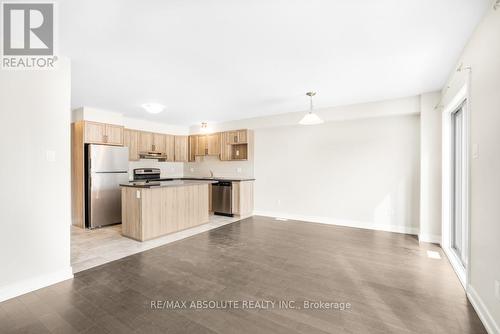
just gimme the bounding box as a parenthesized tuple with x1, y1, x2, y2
(133, 168, 173, 182)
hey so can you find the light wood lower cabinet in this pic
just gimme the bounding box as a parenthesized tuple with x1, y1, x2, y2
(121, 184, 209, 241)
(232, 181, 254, 218)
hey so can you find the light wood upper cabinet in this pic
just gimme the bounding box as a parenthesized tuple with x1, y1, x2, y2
(189, 135, 197, 162)
(123, 129, 140, 161)
(84, 122, 106, 143)
(237, 130, 247, 144)
(207, 133, 221, 156)
(220, 129, 251, 161)
(174, 136, 188, 162)
(105, 124, 124, 145)
(189, 133, 221, 157)
(152, 133, 166, 153)
(138, 132, 153, 152)
(83, 121, 123, 146)
(196, 135, 207, 156)
(226, 131, 238, 144)
(165, 134, 175, 161)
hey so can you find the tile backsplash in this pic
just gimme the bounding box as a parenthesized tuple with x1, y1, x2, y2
(128, 156, 254, 180)
(128, 160, 184, 180)
(183, 156, 254, 178)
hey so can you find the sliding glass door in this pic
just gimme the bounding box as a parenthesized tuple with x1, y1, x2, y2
(450, 105, 467, 267)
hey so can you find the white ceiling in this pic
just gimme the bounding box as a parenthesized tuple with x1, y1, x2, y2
(59, 0, 490, 126)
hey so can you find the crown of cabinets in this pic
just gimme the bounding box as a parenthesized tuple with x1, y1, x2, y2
(124, 129, 188, 162)
(83, 121, 124, 146)
(188, 129, 251, 162)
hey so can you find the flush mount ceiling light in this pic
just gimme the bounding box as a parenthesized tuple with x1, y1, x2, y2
(200, 122, 212, 134)
(299, 92, 324, 125)
(142, 103, 165, 114)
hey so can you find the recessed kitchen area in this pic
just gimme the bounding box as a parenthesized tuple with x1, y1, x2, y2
(71, 115, 255, 272)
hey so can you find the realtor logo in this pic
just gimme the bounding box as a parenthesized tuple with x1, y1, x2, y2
(2, 2, 57, 69)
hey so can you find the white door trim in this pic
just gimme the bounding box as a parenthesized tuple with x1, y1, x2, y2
(441, 84, 471, 290)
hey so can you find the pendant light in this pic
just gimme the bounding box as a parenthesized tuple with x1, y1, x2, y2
(299, 92, 324, 125)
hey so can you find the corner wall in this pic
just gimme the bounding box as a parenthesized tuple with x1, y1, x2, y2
(419, 92, 442, 243)
(0, 58, 73, 301)
(441, 3, 500, 332)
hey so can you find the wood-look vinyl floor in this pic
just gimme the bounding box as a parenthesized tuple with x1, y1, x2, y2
(0, 216, 487, 333)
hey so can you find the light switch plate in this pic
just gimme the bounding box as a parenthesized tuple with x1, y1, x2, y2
(237, 168, 242, 173)
(190, 167, 194, 172)
(472, 144, 479, 159)
(46, 150, 56, 162)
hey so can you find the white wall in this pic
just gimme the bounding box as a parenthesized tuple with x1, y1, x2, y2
(186, 95, 420, 180)
(0, 58, 73, 301)
(419, 92, 442, 243)
(441, 4, 500, 332)
(253, 114, 421, 234)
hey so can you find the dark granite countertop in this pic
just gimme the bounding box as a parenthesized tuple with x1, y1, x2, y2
(180, 177, 256, 182)
(120, 180, 218, 188)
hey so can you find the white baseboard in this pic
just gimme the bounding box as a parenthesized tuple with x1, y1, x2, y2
(467, 285, 500, 334)
(418, 233, 442, 244)
(0, 267, 74, 303)
(253, 211, 419, 235)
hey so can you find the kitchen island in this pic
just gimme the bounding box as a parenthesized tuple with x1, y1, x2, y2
(120, 180, 216, 241)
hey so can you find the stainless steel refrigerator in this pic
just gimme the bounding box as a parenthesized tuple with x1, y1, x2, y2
(86, 144, 129, 228)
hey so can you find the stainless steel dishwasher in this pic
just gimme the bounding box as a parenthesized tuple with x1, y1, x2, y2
(212, 181, 233, 216)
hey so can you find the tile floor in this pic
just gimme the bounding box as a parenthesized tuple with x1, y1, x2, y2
(71, 214, 240, 273)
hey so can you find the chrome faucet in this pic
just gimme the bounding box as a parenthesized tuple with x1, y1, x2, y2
(209, 170, 214, 178)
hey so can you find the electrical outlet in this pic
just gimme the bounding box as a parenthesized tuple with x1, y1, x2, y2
(277, 199, 281, 206)
(495, 280, 500, 301)
(190, 167, 194, 172)
(236, 168, 242, 173)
